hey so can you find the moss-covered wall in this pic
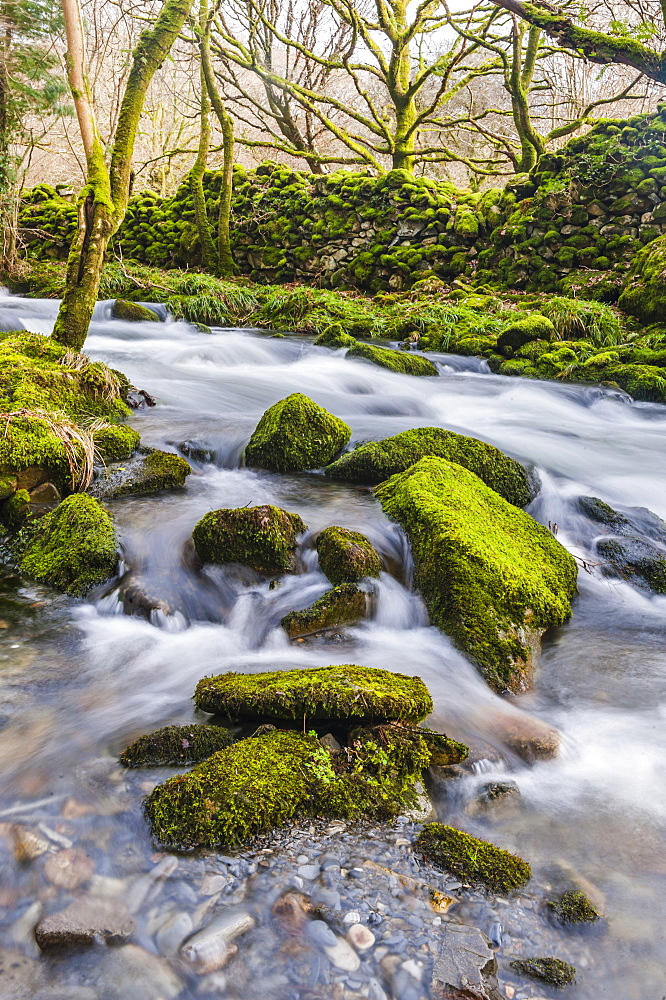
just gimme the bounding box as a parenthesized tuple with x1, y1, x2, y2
(19, 107, 666, 295)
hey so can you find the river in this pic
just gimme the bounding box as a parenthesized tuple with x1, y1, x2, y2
(0, 296, 664, 999)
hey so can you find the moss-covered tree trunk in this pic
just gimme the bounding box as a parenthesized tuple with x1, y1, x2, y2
(388, 0, 416, 173)
(190, 62, 218, 271)
(509, 22, 544, 173)
(52, 0, 194, 351)
(199, 2, 235, 277)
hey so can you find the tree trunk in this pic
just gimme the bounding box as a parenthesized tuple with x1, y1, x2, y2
(388, 0, 416, 173)
(510, 23, 544, 173)
(53, 0, 193, 351)
(190, 63, 218, 271)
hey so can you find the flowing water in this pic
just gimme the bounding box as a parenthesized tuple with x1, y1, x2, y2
(0, 295, 665, 999)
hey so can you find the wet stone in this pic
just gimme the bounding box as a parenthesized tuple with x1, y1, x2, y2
(34, 896, 135, 950)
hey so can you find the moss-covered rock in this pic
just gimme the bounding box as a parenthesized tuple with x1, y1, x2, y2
(144, 723, 434, 849)
(416, 823, 531, 893)
(119, 724, 233, 767)
(316, 526, 382, 585)
(326, 427, 536, 507)
(192, 504, 306, 574)
(18, 494, 117, 596)
(244, 393, 351, 473)
(497, 315, 556, 353)
(280, 584, 368, 637)
(194, 663, 433, 722)
(3, 488, 32, 528)
(596, 536, 666, 592)
(547, 889, 601, 925)
(420, 728, 469, 765)
(95, 450, 191, 498)
(112, 299, 160, 322)
(376, 457, 577, 691)
(619, 233, 666, 322)
(347, 341, 438, 376)
(93, 424, 140, 463)
(510, 957, 576, 986)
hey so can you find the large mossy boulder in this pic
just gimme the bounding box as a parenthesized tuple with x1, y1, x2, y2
(316, 526, 382, 585)
(244, 393, 351, 472)
(376, 457, 577, 692)
(120, 724, 233, 768)
(347, 341, 438, 376)
(416, 823, 531, 893)
(112, 299, 160, 323)
(145, 724, 434, 849)
(497, 315, 555, 354)
(19, 494, 117, 596)
(326, 427, 536, 507)
(280, 584, 368, 638)
(618, 233, 666, 322)
(192, 504, 306, 575)
(194, 663, 433, 722)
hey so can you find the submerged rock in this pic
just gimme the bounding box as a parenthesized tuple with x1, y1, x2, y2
(316, 526, 382, 585)
(431, 922, 502, 1000)
(112, 299, 160, 323)
(596, 535, 666, 593)
(416, 823, 531, 894)
(34, 896, 135, 950)
(180, 908, 255, 973)
(376, 457, 577, 692)
(547, 888, 601, 925)
(145, 724, 434, 849)
(326, 426, 536, 507)
(348, 340, 438, 376)
(119, 724, 234, 767)
(97, 943, 183, 1000)
(509, 956, 576, 986)
(18, 494, 117, 596)
(244, 392, 351, 472)
(280, 584, 369, 638)
(192, 504, 306, 574)
(194, 663, 433, 722)
(90, 449, 191, 499)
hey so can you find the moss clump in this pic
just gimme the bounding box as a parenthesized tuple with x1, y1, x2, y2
(280, 584, 368, 637)
(619, 233, 666, 322)
(548, 889, 601, 925)
(316, 526, 382, 585)
(110, 450, 191, 496)
(144, 723, 435, 849)
(93, 424, 140, 463)
(0, 472, 17, 500)
(3, 488, 32, 528)
(192, 504, 306, 574)
(244, 393, 351, 472)
(577, 495, 627, 528)
(19, 494, 117, 596)
(347, 341, 438, 376)
(326, 427, 535, 507)
(420, 728, 469, 765)
(112, 299, 160, 322)
(510, 957, 576, 987)
(497, 315, 556, 353)
(119, 724, 233, 767)
(195, 664, 433, 722)
(376, 457, 577, 692)
(416, 823, 531, 893)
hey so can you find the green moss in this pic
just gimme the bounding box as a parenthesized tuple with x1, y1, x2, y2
(3, 488, 31, 529)
(193, 504, 305, 575)
(420, 728, 469, 765)
(112, 299, 160, 322)
(347, 341, 438, 376)
(280, 584, 368, 637)
(375, 457, 577, 692)
(548, 889, 601, 925)
(510, 958, 576, 987)
(577, 495, 626, 528)
(619, 234, 666, 322)
(194, 663, 433, 722)
(19, 494, 117, 596)
(93, 424, 140, 463)
(0, 472, 17, 500)
(416, 823, 531, 893)
(120, 724, 233, 767)
(316, 526, 382, 585)
(244, 393, 351, 473)
(497, 315, 556, 353)
(597, 536, 666, 592)
(326, 427, 536, 508)
(110, 450, 191, 496)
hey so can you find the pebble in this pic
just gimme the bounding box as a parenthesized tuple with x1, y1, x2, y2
(155, 911, 193, 955)
(297, 864, 320, 880)
(342, 909, 362, 925)
(489, 919, 503, 949)
(324, 935, 361, 972)
(180, 907, 255, 973)
(44, 849, 94, 890)
(347, 923, 375, 951)
(297, 855, 309, 865)
(306, 919, 337, 948)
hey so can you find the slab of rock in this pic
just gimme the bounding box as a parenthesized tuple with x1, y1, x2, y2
(98, 943, 183, 999)
(34, 895, 135, 950)
(431, 922, 502, 1000)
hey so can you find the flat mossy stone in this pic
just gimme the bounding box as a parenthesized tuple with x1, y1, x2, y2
(144, 724, 433, 850)
(326, 427, 536, 507)
(416, 823, 531, 893)
(192, 504, 306, 575)
(510, 957, 576, 986)
(547, 889, 600, 925)
(347, 341, 438, 376)
(194, 664, 433, 722)
(19, 494, 117, 596)
(280, 584, 368, 637)
(102, 450, 191, 497)
(112, 299, 160, 322)
(119, 724, 233, 767)
(316, 526, 382, 585)
(93, 424, 140, 463)
(244, 393, 351, 472)
(375, 457, 577, 693)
